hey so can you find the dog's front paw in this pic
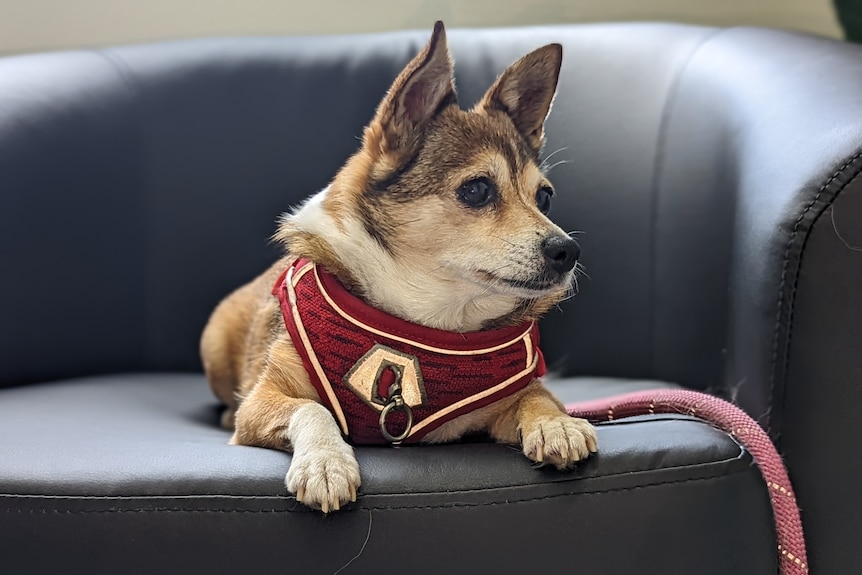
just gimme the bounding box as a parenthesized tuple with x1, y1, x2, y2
(286, 443, 361, 513)
(521, 415, 597, 470)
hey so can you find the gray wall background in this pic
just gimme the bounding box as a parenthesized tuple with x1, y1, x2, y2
(0, 0, 843, 56)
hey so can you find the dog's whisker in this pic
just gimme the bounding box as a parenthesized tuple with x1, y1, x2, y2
(574, 262, 591, 281)
(539, 146, 569, 170)
(475, 274, 506, 299)
(543, 159, 571, 173)
(482, 262, 518, 277)
(397, 218, 425, 226)
(490, 235, 518, 248)
(555, 281, 579, 303)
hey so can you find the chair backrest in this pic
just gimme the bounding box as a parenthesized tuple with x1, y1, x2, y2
(2, 23, 857, 390)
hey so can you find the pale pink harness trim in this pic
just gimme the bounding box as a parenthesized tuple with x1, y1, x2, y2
(567, 389, 808, 575)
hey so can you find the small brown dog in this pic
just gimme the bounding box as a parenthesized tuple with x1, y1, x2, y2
(201, 21, 597, 513)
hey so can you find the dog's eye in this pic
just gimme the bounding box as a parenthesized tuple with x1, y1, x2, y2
(536, 186, 554, 214)
(457, 178, 496, 209)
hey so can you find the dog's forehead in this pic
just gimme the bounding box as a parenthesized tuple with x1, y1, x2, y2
(426, 109, 541, 174)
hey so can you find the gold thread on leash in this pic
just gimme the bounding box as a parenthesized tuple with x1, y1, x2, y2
(767, 481, 794, 497)
(778, 545, 807, 570)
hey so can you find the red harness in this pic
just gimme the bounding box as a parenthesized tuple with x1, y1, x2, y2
(273, 258, 546, 445)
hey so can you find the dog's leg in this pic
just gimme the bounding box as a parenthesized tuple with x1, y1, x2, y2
(283, 402, 361, 512)
(491, 380, 597, 469)
(231, 372, 361, 513)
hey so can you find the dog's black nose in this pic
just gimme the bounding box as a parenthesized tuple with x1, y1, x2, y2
(542, 236, 580, 274)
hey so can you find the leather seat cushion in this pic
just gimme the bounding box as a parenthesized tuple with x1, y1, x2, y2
(0, 374, 776, 574)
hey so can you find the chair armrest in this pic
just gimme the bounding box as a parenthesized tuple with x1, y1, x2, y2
(663, 27, 862, 574)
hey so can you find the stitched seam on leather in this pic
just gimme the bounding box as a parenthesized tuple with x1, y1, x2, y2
(0, 449, 750, 502)
(0, 455, 745, 501)
(775, 160, 862, 445)
(768, 149, 862, 442)
(0, 423, 746, 502)
(0, 466, 751, 513)
(647, 27, 729, 377)
(0, 456, 744, 500)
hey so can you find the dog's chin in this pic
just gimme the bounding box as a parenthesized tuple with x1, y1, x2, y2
(473, 270, 570, 299)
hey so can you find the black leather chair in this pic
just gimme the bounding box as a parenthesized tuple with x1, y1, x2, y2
(1, 23, 860, 575)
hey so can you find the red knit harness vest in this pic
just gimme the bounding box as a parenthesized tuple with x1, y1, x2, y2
(273, 258, 546, 445)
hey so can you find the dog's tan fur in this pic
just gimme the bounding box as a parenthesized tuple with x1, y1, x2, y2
(201, 22, 597, 513)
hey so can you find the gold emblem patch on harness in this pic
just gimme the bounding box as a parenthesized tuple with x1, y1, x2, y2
(343, 344, 427, 411)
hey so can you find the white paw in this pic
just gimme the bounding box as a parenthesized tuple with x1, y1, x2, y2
(285, 403, 361, 513)
(286, 443, 361, 513)
(521, 415, 598, 470)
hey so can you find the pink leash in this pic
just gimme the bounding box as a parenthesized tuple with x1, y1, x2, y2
(567, 389, 808, 575)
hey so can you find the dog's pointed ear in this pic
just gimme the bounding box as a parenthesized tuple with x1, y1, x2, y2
(366, 21, 456, 153)
(475, 44, 562, 155)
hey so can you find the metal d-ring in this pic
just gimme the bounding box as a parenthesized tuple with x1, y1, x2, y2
(379, 384, 413, 443)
